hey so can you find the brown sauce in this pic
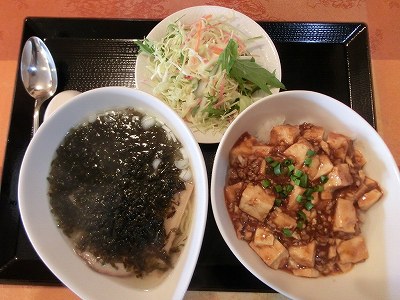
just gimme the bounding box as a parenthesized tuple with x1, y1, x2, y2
(225, 123, 383, 277)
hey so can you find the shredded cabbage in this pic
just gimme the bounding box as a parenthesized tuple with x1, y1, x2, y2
(140, 15, 267, 133)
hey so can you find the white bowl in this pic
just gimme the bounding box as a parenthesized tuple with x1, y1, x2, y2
(211, 90, 400, 300)
(44, 90, 81, 121)
(18, 87, 208, 300)
(135, 5, 282, 144)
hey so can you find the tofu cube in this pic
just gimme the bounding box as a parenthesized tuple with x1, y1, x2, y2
(328, 245, 337, 259)
(302, 124, 325, 142)
(337, 262, 353, 273)
(253, 227, 275, 246)
(288, 241, 316, 267)
(269, 124, 300, 145)
(337, 236, 369, 264)
(283, 139, 313, 168)
(324, 164, 353, 192)
(271, 211, 297, 229)
(239, 183, 275, 221)
(353, 149, 367, 168)
(333, 198, 358, 233)
(292, 268, 320, 278)
(250, 239, 289, 269)
(252, 145, 273, 157)
(229, 133, 257, 164)
(326, 132, 351, 161)
(357, 189, 383, 211)
(287, 185, 305, 210)
(312, 154, 334, 180)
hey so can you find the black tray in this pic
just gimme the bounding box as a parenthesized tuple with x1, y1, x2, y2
(0, 18, 375, 292)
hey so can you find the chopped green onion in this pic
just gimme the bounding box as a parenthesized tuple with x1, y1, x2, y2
(296, 195, 304, 203)
(273, 163, 282, 175)
(304, 188, 314, 197)
(285, 184, 294, 193)
(274, 199, 282, 206)
(266, 157, 274, 163)
(304, 157, 313, 166)
(271, 160, 279, 168)
(306, 149, 316, 157)
(292, 177, 301, 186)
(294, 169, 303, 178)
(320, 175, 328, 183)
(282, 228, 293, 237)
(297, 220, 304, 229)
(297, 210, 307, 221)
(283, 158, 293, 166)
(315, 184, 324, 192)
(287, 164, 295, 172)
(275, 185, 283, 193)
(261, 179, 271, 188)
(299, 173, 308, 188)
(304, 201, 314, 211)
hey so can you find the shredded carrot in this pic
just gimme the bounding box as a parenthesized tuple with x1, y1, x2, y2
(210, 45, 224, 55)
(194, 20, 203, 52)
(214, 77, 226, 108)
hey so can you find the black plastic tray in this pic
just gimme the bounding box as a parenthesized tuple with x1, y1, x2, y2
(0, 18, 375, 292)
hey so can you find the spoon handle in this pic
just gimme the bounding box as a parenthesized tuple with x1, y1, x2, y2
(32, 99, 41, 135)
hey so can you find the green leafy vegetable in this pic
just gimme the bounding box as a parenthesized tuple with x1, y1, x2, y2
(218, 39, 285, 95)
(134, 39, 155, 55)
(217, 39, 238, 73)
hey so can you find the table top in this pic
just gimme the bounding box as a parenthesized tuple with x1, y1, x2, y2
(0, 1, 399, 299)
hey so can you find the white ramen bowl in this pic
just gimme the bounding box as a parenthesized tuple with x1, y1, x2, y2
(18, 87, 208, 300)
(211, 90, 400, 300)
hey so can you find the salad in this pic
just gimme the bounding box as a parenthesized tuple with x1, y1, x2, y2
(136, 14, 285, 133)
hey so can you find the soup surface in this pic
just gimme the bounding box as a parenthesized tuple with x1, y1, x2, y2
(48, 108, 192, 278)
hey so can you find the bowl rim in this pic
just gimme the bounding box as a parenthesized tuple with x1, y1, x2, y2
(210, 89, 400, 300)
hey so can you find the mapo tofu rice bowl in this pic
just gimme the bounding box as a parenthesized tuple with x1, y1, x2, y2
(18, 87, 208, 300)
(211, 90, 400, 300)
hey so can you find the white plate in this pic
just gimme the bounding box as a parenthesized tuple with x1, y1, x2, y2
(19, 87, 208, 300)
(211, 91, 400, 300)
(135, 5, 282, 143)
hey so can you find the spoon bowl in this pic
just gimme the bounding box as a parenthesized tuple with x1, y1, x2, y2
(20, 36, 58, 134)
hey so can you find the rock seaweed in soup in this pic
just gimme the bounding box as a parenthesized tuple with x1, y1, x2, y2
(224, 122, 383, 277)
(48, 108, 193, 278)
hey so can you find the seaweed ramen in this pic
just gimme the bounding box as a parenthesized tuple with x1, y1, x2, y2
(48, 108, 193, 284)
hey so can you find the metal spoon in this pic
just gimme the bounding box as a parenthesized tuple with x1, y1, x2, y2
(20, 36, 58, 135)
